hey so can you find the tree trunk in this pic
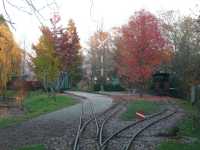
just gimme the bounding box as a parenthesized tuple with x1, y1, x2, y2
(2, 88, 6, 101)
(191, 85, 196, 105)
(139, 83, 144, 97)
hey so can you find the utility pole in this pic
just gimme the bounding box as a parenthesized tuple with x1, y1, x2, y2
(100, 53, 104, 91)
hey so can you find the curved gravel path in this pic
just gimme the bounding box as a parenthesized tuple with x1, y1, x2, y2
(0, 92, 113, 150)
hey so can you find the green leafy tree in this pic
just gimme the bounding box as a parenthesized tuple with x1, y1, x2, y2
(161, 11, 200, 99)
(32, 26, 60, 95)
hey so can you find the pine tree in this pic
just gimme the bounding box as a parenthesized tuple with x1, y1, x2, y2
(66, 19, 82, 86)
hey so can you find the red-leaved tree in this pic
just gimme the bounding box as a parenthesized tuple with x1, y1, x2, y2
(50, 15, 82, 87)
(117, 10, 171, 95)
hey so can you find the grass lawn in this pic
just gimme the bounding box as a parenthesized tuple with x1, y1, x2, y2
(121, 100, 161, 120)
(23, 92, 75, 117)
(157, 99, 200, 150)
(17, 144, 45, 150)
(0, 91, 76, 128)
(4, 90, 18, 97)
(157, 140, 200, 150)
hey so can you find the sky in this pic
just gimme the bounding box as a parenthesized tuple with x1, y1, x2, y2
(0, 0, 200, 53)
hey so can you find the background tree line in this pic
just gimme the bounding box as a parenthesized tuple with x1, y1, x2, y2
(86, 9, 200, 101)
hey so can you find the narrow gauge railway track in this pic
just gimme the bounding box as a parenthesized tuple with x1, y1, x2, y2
(123, 109, 176, 150)
(73, 99, 177, 150)
(72, 100, 124, 150)
(98, 105, 123, 146)
(73, 101, 99, 150)
(100, 109, 177, 150)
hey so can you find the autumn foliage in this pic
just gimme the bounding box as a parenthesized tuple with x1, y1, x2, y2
(0, 16, 22, 95)
(54, 19, 82, 86)
(32, 15, 82, 90)
(117, 10, 172, 91)
(32, 26, 60, 91)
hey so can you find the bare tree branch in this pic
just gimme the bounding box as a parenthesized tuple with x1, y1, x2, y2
(38, 1, 55, 11)
(24, 0, 45, 26)
(1, 0, 60, 28)
(6, 0, 33, 15)
(2, 0, 16, 30)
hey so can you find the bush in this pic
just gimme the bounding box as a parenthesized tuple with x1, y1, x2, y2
(93, 83, 125, 91)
